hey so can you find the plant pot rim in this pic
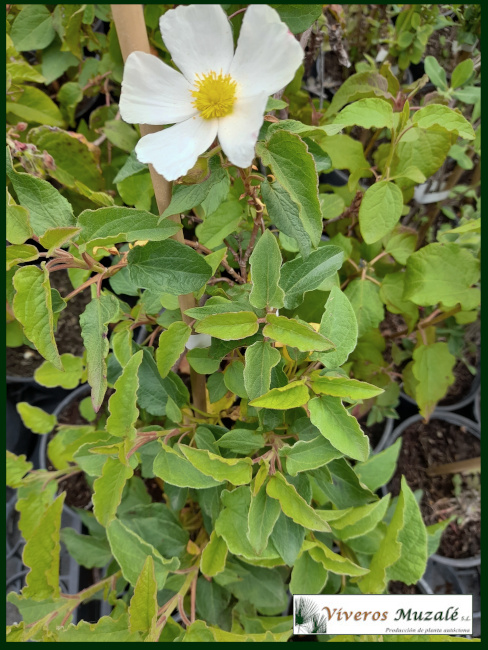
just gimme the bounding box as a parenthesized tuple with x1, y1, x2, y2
(379, 410, 480, 568)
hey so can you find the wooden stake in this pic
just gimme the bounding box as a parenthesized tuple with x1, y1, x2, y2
(426, 456, 481, 477)
(111, 4, 207, 412)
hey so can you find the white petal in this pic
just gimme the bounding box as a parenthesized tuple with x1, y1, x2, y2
(119, 51, 196, 126)
(218, 93, 268, 169)
(135, 116, 218, 182)
(160, 5, 234, 83)
(230, 5, 304, 97)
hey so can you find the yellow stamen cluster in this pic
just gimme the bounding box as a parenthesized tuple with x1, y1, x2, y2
(191, 71, 237, 120)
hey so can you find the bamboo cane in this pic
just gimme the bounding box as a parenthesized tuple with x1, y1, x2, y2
(111, 4, 207, 412)
(426, 456, 481, 477)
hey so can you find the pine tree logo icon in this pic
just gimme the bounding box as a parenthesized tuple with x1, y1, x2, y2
(294, 597, 328, 634)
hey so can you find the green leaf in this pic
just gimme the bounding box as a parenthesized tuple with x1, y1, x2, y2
(29, 127, 103, 190)
(60, 528, 113, 569)
(334, 98, 394, 129)
(270, 513, 305, 566)
(247, 485, 281, 555)
(305, 539, 369, 576)
(249, 380, 309, 410)
(359, 477, 427, 593)
(261, 179, 312, 258)
(153, 442, 222, 488)
(224, 360, 247, 398)
(216, 429, 266, 455)
(80, 293, 121, 411)
(23, 493, 65, 599)
(325, 71, 391, 117)
(312, 459, 376, 509)
(6, 201, 32, 245)
(243, 340, 281, 401)
(106, 350, 143, 439)
(201, 531, 228, 577)
(391, 127, 452, 187)
(127, 239, 212, 295)
(57, 615, 142, 642)
(410, 342, 456, 420)
(424, 55, 448, 91)
(195, 199, 243, 250)
(34, 353, 84, 389)
(290, 551, 328, 594)
(102, 119, 139, 151)
(137, 349, 189, 417)
(195, 311, 259, 340)
(113, 152, 147, 183)
(315, 286, 358, 368)
(7, 86, 64, 127)
(7, 166, 74, 237)
(266, 472, 331, 532)
(6, 244, 39, 270)
(256, 131, 322, 247)
(265, 96, 288, 111)
(77, 207, 181, 254)
(329, 496, 391, 540)
(128, 556, 158, 638)
(10, 5, 55, 51)
(279, 246, 344, 309)
(6, 451, 33, 488)
(310, 373, 384, 399)
(380, 272, 419, 332)
(263, 314, 334, 352)
(13, 265, 62, 369)
(161, 157, 229, 218)
(359, 181, 404, 244)
(16, 402, 56, 434)
(187, 347, 221, 374)
(118, 502, 189, 559)
(7, 60, 45, 84)
(156, 322, 191, 378)
(106, 518, 179, 590)
(345, 279, 384, 338)
(214, 487, 281, 561)
(92, 458, 134, 527)
(280, 435, 342, 476)
(179, 445, 253, 485)
(426, 518, 452, 556)
(271, 4, 322, 33)
(383, 227, 417, 264)
(451, 59, 474, 89)
(404, 243, 480, 310)
(413, 104, 475, 140)
(355, 438, 402, 492)
(39, 227, 81, 255)
(309, 395, 369, 462)
(249, 230, 285, 309)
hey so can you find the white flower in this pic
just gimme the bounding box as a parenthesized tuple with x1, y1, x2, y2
(119, 4, 303, 181)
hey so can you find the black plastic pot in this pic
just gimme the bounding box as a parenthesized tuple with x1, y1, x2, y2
(473, 387, 480, 425)
(379, 411, 481, 568)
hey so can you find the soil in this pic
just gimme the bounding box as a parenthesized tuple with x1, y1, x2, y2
(438, 358, 477, 406)
(6, 270, 90, 378)
(361, 421, 387, 450)
(388, 581, 422, 595)
(389, 418, 480, 559)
